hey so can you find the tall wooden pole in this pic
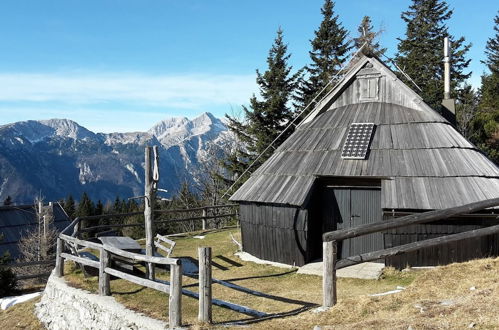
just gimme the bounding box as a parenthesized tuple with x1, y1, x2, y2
(198, 247, 212, 323)
(323, 240, 337, 307)
(144, 146, 156, 280)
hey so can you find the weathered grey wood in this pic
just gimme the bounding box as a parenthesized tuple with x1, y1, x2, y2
(323, 241, 337, 307)
(98, 236, 142, 252)
(154, 213, 238, 224)
(154, 204, 238, 214)
(202, 208, 207, 231)
(198, 247, 212, 323)
(55, 238, 64, 277)
(156, 278, 268, 317)
(169, 263, 182, 328)
(7, 260, 55, 268)
(323, 197, 499, 242)
(104, 267, 170, 292)
(103, 244, 180, 265)
(60, 233, 103, 250)
(79, 223, 145, 232)
(60, 217, 80, 235)
(336, 223, 499, 269)
(144, 146, 156, 280)
(99, 248, 111, 296)
(16, 272, 52, 280)
(61, 252, 100, 268)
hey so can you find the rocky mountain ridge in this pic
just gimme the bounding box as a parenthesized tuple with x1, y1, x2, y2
(0, 112, 232, 203)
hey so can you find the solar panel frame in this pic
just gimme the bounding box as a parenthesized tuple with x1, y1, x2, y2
(341, 123, 375, 159)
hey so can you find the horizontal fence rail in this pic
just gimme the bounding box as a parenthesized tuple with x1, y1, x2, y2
(6, 260, 56, 281)
(323, 197, 499, 242)
(322, 197, 499, 308)
(56, 234, 183, 327)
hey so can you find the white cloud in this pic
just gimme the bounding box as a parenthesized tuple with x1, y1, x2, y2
(0, 72, 256, 108)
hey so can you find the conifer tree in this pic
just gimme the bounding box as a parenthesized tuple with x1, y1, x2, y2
(395, 0, 471, 110)
(95, 200, 104, 215)
(297, 0, 352, 110)
(63, 194, 75, 219)
(472, 12, 499, 164)
(75, 192, 95, 217)
(353, 16, 386, 57)
(0, 234, 16, 296)
(224, 28, 301, 183)
(480, 12, 499, 112)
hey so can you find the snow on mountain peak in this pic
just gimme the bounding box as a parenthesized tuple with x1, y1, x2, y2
(148, 112, 225, 147)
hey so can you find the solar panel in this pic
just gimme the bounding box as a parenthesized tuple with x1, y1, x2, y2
(341, 123, 375, 159)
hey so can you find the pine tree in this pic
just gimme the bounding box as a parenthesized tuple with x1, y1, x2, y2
(297, 0, 352, 110)
(224, 28, 301, 183)
(353, 16, 386, 57)
(472, 12, 499, 164)
(455, 84, 479, 140)
(480, 12, 499, 112)
(75, 192, 95, 217)
(63, 194, 75, 219)
(95, 200, 104, 215)
(0, 234, 16, 297)
(395, 0, 471, 110)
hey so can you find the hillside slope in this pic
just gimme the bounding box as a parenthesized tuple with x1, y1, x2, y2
(0, 112, 233, 203)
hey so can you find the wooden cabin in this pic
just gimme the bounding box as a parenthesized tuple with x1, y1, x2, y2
(230, 55, 499, 268)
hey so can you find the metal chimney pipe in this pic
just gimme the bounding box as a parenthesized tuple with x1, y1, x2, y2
(443, 37, 451, 99)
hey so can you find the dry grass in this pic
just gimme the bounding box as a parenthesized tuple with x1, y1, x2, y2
(8, 228, 497, 329)
(259, 257, 499, 329)
(62, 228, 419, 327)
(0, 296, 43, 329)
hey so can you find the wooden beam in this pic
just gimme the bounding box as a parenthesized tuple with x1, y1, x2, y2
(323, 241, 337, 307)
(169, 263, 182, 328)
(102, 244, 180, 265)
(198, 247, 212, 323)
(144, 146, 155, 280)
(16, 272, 52, 280)
(60, 233, 103, 250)
(61, 253, 100, 268)
(336, 224, 499, 269)
(55, 238, 64, 277)
(154, 213, 237, 224)
(323, 197, 499, 242)
(8, 260, 55, 268)
(154, 204, 238, 214)
(202, 208, 207, 231)
(104, 267, 170, 292)
(99, 248, 110, 296)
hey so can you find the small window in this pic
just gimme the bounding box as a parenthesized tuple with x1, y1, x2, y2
(341, 123, 375, 160)
(359, 77, 379, 101)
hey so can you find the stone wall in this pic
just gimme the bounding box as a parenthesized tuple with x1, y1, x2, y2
(36, 272, 168, 330)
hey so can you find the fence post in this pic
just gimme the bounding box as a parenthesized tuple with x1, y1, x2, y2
(198, 247, 212, 323)
(202, 207, 207, 231)
(323, 240, 337, 307)
(55, 238, 64, 277)
(99, 247, 111, 296)
(169, 262, 182, 328)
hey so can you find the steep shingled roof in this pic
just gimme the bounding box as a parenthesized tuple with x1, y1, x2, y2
(230, 56, 499, 210)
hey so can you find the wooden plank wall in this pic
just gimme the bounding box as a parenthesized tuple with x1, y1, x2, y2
(239, 202, 309, 266)
(330, 74, 423, 111)
(383, 215, 499, 268)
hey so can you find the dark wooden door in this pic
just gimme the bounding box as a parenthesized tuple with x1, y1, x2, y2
(323, 187, 383, 259)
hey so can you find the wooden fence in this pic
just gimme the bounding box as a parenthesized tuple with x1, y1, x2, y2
(322, 197, 499, 307)
(56, 233, 183, 327)
(6, 259, 55, 281)
(74, 204, 238, 235)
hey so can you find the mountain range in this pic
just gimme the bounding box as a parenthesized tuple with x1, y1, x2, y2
(0, 112, 233, 204)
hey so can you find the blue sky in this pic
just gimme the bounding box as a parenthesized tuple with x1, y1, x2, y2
(0, 0, 496, 133)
